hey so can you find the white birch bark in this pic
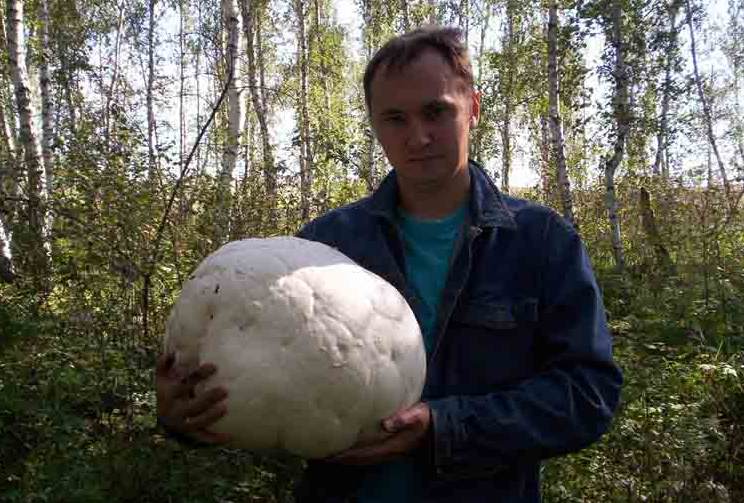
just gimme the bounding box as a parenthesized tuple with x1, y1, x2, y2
(0, 10, 17, 244)
(685, 0, 729, 194)
(363, 0, 377, 192)
(295, 0, 312, 220)
(472, 6, 490, 164)
(653, 2, 679, 177)
(179, 0, 185, 171)
(38, 0, 53, 197)
(401, 0, 410, 31)
(6, 0, 47, 274)
(603, 0, 628, 271)
(547, 2, 576, 227)
(500, 2, 515, 193)
(0, 92, 18, 246)
(215, 0, 244, 244)
(104, 1, 125, 148)
(241, 0, 277, 222)
(539, 113, 553, 205)
(428, 0, 437, 24)
(147, 0, 157, 180)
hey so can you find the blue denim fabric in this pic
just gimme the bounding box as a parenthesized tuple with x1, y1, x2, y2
(294, 161, 623, 502)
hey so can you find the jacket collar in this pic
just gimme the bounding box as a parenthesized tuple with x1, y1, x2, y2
(367, 160, 517, 229)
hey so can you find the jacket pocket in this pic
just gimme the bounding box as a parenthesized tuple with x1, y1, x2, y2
(442, 298, 539, 392)
(451, 298, 538, 330)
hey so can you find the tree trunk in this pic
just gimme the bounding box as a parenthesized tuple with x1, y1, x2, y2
(685, 0, 729, 195)
(104, 2, 125, 149)
(314, 0, 331, 115)
(401, 0, 410, 30)
(179, 0, 185, 170)
(0, 231, 14, 282)
(0, 89, 18, 259)
(6, 0, 48, 278)
(39, 0, 53, 198)
(639, 186, 674, 273)
(241, 0, 276, 225)
(427, 0, 437, 24)
(547, 2, 576, 227)
(500, 121, 511, 192)
(216, 0, 244, 244)
(472, 6, 490, 164)
(653, 2, 679, 178)
(603, 0, 629, 272)
(500, 2, 515, 193)
(539, 113, 554, 206)
(295, 0, 312, 221)
(147, 0, 157, 180)
(0, 11, 18, 230)
(460, 0, 469, 43)
(195, 0, 203, 172)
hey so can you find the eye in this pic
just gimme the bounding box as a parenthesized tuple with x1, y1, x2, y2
(424, 105, 445, 120)
(384, 115, 405, 125)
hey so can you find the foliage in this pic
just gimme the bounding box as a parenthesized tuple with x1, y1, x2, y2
(1, 0, 744, 500)
(544, 339, 744, 502)
(0, 302, 304, 502)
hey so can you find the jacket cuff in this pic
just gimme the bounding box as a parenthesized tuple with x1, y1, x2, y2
(427, 398, 508, 481)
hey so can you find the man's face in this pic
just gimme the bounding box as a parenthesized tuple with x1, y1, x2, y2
(369, 50, 480, 190)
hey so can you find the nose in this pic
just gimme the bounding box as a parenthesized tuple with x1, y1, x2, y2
(406, 118, 432, 150)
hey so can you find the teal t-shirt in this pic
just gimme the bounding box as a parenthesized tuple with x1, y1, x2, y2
(356, 203, 467, 503)
(398, 204, 467, 354)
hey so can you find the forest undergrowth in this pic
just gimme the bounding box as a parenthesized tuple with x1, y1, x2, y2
(1, 265, 743, 502)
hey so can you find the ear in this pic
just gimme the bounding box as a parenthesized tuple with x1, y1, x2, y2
(469, 89, 481, 129)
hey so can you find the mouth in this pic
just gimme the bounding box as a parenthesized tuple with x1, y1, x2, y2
(408, 155, 441, 162)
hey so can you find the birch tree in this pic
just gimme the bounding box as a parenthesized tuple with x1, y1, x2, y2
(602, 0, 630, 271)
(6, 0, 48, 276)
(547, 1, 576, 227)
(215, 0, 244, 244)
(361, 0, 378, 192)
(0, 10, 18, 257)
(685, 0, 730, 194)
(295, 0, 313, 220)
(104, 1, 125, 149)
(38, 0, 53, 198)
(499, 0, 517, 192)
(241, 0, 276, 224)
(652, 0, 681, 177)
(147, 0, 156, 180)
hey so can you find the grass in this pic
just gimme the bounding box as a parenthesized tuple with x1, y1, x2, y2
(1, 274, 742, 502)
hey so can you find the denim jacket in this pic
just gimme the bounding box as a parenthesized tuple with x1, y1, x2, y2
(294, 161, 623, 502)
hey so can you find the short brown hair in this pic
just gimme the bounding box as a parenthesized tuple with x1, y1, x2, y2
(362, 26, 474, 111)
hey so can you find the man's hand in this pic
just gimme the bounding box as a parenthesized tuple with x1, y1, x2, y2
(328, 402, 431, 465)
(155, 352, 231, 445)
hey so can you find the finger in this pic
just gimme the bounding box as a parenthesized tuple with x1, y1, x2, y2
(184, 401, 228, 431)
(174, 364, 218, 398)
(156, 353, 175, 376)
(190, 429, 232, 445)
(383, 403, 428, 433)
(329, 429, 423, 465)
(184, 387, 228, 418)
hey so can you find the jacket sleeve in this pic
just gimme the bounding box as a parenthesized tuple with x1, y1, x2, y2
(426, 214, 623, 478)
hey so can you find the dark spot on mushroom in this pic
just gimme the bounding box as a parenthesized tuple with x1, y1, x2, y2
(214, 284, 220, 294)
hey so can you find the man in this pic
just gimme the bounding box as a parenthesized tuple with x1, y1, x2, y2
(157, 27, 622, 502)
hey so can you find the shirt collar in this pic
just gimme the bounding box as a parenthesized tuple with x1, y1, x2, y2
(367, 160, 517, 230)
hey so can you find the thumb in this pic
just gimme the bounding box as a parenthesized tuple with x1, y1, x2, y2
(382, 405, 422, 433)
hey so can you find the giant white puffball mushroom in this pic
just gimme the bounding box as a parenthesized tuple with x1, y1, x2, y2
(164, 237, 426, 459)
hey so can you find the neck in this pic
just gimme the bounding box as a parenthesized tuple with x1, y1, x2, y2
(398, 169, 470, 219)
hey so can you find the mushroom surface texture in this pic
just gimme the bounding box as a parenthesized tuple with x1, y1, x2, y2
(164, 237, 426, 458)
